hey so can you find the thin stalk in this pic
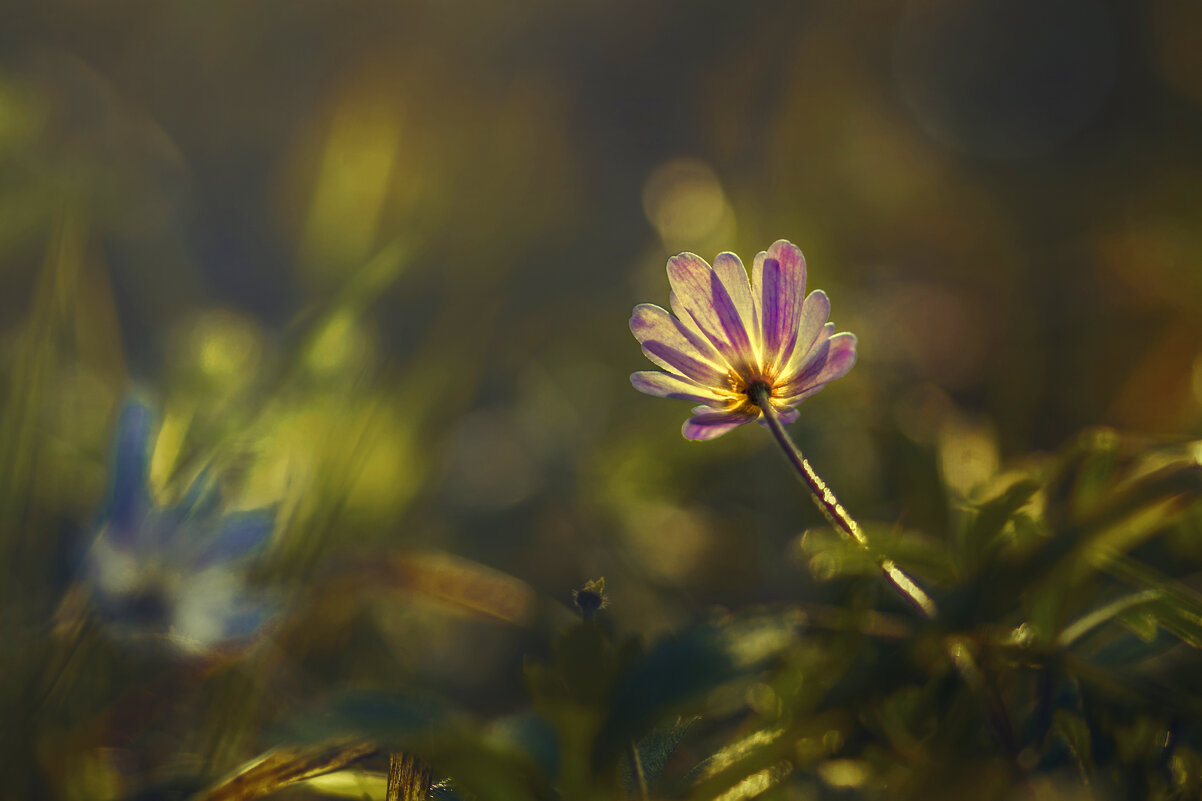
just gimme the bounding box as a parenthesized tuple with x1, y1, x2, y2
(628, 739, 649, 800)
(751, 385, 937, 619)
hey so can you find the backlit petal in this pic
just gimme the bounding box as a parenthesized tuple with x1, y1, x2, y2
(631, 371, 727, 405)
(712, 252, 757, 353)
(631, 303, 728, 385)
(775, 406, 801, 424)
(758, 240, 807, 370)
(682, 410, 753, 441)
(669, 290, 732, 370)
(757, 405, 800, 427)
(780, 332, 857, 403)
(749, 249, 767, 343)
(667, 253, 755, 370)
(785, 290, 830, 373)
(778, 322, 834, 390)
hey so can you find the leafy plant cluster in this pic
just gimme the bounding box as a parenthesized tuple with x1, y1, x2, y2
(192, 427, 1202, 801)
(3, 229, 1202, 801)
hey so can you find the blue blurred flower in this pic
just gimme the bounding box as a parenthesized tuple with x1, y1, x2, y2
(84, 401, 276, 653)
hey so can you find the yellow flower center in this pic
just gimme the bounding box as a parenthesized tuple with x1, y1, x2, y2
(725, 368, 777, 416)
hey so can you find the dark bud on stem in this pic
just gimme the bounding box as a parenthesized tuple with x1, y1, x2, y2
(572, 577, 608, 620)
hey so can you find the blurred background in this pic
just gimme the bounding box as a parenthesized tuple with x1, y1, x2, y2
(3, 0, 1202, 798)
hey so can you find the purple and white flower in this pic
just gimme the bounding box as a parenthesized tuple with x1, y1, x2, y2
(85, 401, 276, 653)
(630, 240, 857, 441)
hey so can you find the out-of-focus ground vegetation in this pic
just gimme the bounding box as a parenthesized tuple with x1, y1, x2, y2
(3, 1, 1202, 799)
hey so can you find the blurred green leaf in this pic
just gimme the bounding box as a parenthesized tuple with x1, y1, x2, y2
(485, 713, 560, 784)
(686, 726, 794, 801)
(1090, 552, 1202, 649)
(797, 525, 957, 588)
(592, 609, 802, 771)
(962, 477, 1042, 569)
(1119, 610, 1160, 645)
(1168, 746, 1202, 797)
(618, 715, 697, 794)
(275, 689, 464, 754)
(797, 528, 878, 581)
(1058, 590, 1165, 648)
(1051, 709, 1093, 781)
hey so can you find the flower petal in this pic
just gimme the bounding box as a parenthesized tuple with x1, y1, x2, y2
(666, 252, 755, 371)
(669, 291, 730, 366)
(778, 293, 833, 385)
(778, 323, 834, 393)
(712, 252, 757, 354)
(780, 332, 857, 403)
(756, 407, 799, 430)
(631, 371, 727, 406)
(682, 410, 753, 441)
(782, 290, 830, 375)
(631, 303, 728, 385)
(757, 241, 807, 370)
(106, 401, 154, 535)
(772, 406, 801, 425)
(192, 511, 275, 569)
(170, 568, 244, 652)
(750, 249, 767, 321)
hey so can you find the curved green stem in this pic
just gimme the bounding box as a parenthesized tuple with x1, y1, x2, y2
(751, 385, 937, 619)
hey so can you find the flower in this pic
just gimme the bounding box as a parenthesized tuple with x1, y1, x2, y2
(84, 401, 276, 653)
(630, 240, 857, 441)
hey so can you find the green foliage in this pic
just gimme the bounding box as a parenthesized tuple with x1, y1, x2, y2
(6, 230, 1202, 799)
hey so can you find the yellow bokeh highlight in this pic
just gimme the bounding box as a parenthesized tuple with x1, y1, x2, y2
(817, 759, 869, 789)
(300, 91, 402, 279)
(302, 770, 386, 800)
(620, 502, 712, 583)
(170, 309, 264, 396)
(147, 401, 192, 503)
(304, 310, 375, 379)
(236, 407, 322, 515)
(343, 409, 421, 519)
(642, 158, 736, 252)
(937, 415, 999, 499)
(237, 400, 422, 525)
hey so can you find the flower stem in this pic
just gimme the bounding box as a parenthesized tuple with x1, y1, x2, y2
(628, 739, 649, 800)
(751, 386, 937, 619)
